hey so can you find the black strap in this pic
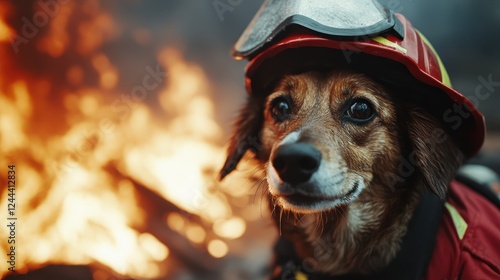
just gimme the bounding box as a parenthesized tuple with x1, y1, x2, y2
(371, 193, 443, 280)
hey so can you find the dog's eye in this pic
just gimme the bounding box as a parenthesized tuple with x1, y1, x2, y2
(270, 96, 293, 122)
(346, 99, 375, 122)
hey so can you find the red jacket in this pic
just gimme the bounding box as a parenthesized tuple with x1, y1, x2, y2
(425, 180, 500, 279)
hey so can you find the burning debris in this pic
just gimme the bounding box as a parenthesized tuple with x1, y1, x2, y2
(0, 1, 274, 279)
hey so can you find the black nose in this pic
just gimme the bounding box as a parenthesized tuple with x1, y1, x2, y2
(271, 143, 322, 184)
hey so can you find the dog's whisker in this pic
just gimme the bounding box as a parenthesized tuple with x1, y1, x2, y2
(319, 212, 326, 235)
(279, 208, 284, 236)
(258, 181, 271, 219)
(249, 161, 267, 174)
(249, 178, 266, 201)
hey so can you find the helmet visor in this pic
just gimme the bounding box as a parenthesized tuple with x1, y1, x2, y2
(233, 0, 402, 59)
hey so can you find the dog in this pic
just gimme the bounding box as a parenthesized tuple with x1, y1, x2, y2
(219, 69, 468, 276)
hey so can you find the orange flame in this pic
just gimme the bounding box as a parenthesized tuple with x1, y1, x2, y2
(0, 2, 273, 279)
(0, 3, 12, 42)
(0, 50, 241, 277)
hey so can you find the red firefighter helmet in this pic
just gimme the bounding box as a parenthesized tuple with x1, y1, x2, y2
(232, 0, 485, 157)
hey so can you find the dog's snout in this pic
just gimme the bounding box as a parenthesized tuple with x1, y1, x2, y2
(272, 143, 322, 184)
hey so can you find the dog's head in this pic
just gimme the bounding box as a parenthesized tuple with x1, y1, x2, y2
(220, 70, 464, 214)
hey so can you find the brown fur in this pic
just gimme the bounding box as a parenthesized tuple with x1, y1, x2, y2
(220, 70, 464, 275)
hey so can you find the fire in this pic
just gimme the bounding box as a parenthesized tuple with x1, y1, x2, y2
(0, 3, 12, 42)
(0, 1, 273, 279)
(0, 19, 11, 42)
(123, 49, 228, 220)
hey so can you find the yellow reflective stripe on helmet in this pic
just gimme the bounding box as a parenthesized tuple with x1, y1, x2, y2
(296, 271, 309, 280)
(444, 202, 468, 240)
(416, 30, 452, 87)
(372, 36, 407, 54)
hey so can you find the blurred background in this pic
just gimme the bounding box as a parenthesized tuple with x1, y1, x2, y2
(0, 1, 498, 279)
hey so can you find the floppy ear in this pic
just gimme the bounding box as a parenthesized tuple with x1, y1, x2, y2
(408, 108, 465, 199)
(218, 95, 265, 180)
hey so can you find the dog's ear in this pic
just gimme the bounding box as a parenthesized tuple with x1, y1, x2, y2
(219, 95, 265, 180)
(407, 108, 465, 199)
